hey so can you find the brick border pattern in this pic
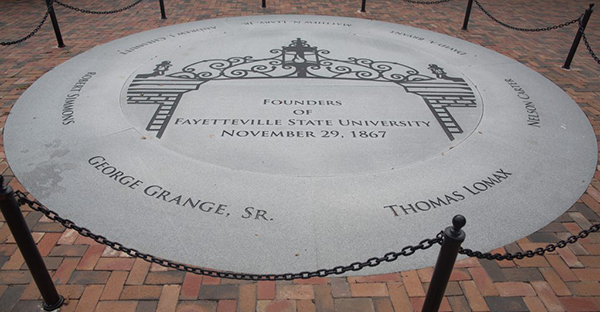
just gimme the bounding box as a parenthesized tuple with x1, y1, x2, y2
(1, 0, 600, 311)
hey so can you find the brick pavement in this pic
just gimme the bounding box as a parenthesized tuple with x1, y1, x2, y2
(1, 0, 600, 311)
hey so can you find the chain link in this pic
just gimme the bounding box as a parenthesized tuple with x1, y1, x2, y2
(474, 0, 581, 32)
(580, 20, 600, 65)
(403, 0, 452, 5)
(0, 0, 53, 46)
(15, 190, 442, 280)
(54, 0, 144, 15)
(460, 223, 600, 260)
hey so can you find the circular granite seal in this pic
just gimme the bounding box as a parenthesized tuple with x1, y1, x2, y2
(5, 15, 597, 275)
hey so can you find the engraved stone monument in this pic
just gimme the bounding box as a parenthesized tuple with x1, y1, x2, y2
(5, 15, 597, 275)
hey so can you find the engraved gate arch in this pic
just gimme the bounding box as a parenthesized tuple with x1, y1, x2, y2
(126, 38, 478, 140)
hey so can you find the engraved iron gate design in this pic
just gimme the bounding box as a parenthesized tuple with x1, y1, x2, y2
(126, 38, 478, 140)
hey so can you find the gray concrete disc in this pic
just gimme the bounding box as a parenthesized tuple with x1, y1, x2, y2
(5, 15, 597, 275)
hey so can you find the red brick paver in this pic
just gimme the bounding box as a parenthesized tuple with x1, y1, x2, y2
(1, 0, 600, 311)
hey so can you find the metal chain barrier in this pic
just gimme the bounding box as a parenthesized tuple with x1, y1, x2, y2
(0, 1, 53, 46)
(580, 22, 600, 65)
(403, 0, 452, 4)
(15, 190, 442, 280)
(460, 223, 600, 260)
(54, 0, 144, 15)
(474, 0, 581, 32)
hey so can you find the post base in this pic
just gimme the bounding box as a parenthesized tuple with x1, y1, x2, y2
(43, 295, 64, 311)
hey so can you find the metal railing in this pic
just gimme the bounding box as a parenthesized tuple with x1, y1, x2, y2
(2, 0, 598, 68)
(0, 2, 52, 46)
(460, 0, 596, 68)
(4, 175, 462, 311)
(1, 0, 166, 48)
(4, 175, 600, 311)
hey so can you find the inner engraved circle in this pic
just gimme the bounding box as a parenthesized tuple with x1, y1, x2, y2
(121, 34, 483, 176)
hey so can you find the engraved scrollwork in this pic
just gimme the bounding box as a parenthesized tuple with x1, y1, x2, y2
(128, 37, 477, 141)
(304, 55, 433, 82)
(169, 50, 301, 79)
(165, 38, 436, 83)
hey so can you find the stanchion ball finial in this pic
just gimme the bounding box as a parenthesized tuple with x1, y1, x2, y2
(452, 215, 466, 232)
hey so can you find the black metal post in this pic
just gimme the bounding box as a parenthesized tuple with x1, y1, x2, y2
(462, 0, 474, 30)
(45, 0, 65, 47)
(159, 0, 167, 19)
(0, 176, 64, 311)
(563, 3, 595, 69)
(360, 0, 367, 13)
(422, 215, 466, 312)
(261, 0, 266, 9)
